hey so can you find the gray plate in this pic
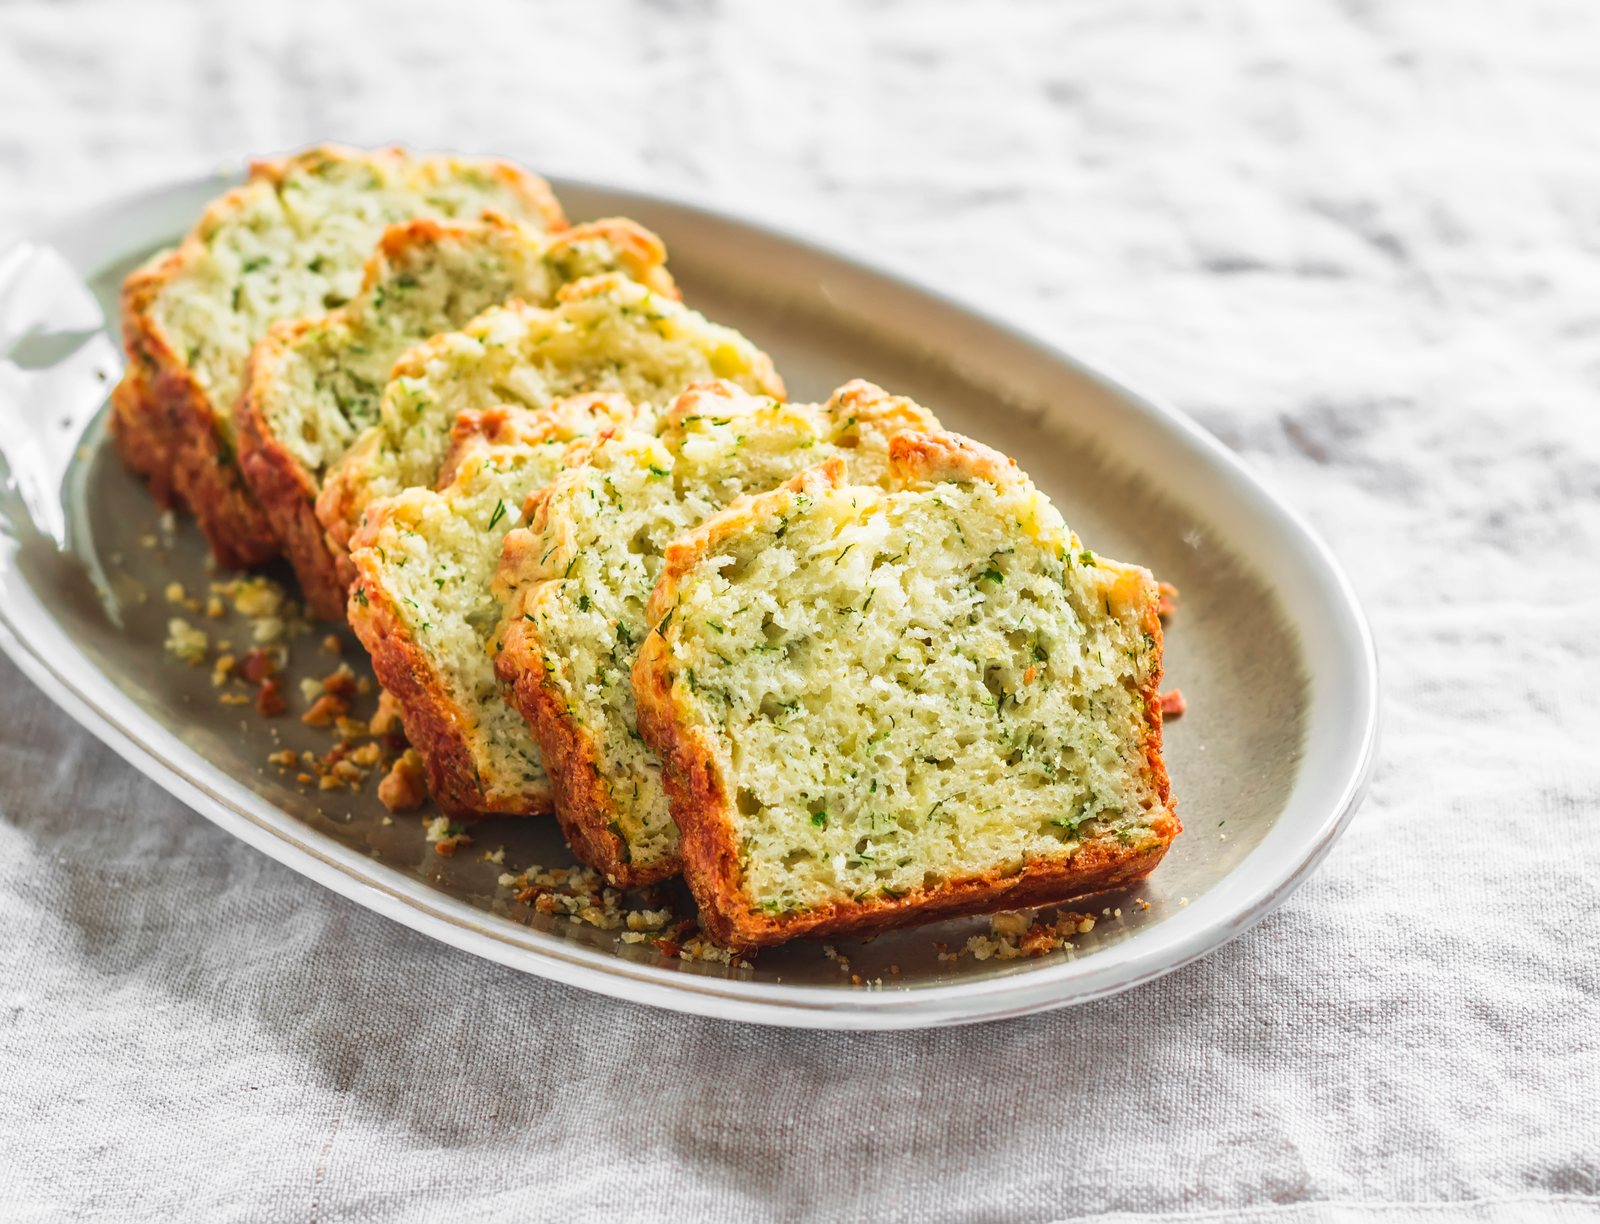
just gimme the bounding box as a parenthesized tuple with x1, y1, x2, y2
(0, 170, 1378, 1028)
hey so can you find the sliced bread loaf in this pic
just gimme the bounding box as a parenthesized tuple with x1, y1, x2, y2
(317, 273, 785, 591)
(113, 144, 564, 568)
(631, 432, 1178, 950)
(493, 381, 940, 888)
(347, 396, 636, 817)
(237, 213, 676, 619)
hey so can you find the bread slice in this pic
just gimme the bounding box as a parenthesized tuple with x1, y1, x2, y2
(316, 272, 785, 587)
(493, 380, 940, 888)
(631, 432, 1178, 950)
(112, 144, 564, 568)
(347, 396, 635, 817)
(236, 212, 676, 620)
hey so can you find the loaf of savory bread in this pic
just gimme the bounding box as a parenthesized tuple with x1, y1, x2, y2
(116, 146, 1179, 951)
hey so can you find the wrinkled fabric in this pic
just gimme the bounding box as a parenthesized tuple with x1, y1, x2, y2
(1, 2, 1598, 1221)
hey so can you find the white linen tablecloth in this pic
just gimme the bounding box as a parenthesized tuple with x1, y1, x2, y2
(1, 2, 1597, 1220)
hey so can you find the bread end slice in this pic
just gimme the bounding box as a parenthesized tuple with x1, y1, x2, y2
(633, 434, 1177, 951)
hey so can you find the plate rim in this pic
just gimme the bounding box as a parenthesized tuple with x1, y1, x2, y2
(0, 172, 1380, 1029)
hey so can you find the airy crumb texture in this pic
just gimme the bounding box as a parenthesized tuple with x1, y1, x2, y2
(631, 431, 1177, 950)
(236, 213, 676, 619)
(348, 396, 636, 817)
(112, 143, 564, 569)
(315, 272, 786, 580)
(493, 380, 939, 887)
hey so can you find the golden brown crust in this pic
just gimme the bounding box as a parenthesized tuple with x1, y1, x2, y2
(347, 561, 553, 820)
(111, 248, 189, 510)
(633, 444, 1179, 952)
(887, 428, 1023, 490)
(166, 385, 284, 570)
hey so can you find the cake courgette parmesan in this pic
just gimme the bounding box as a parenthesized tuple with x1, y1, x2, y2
(493, 381, 940, 887)
(347, 397, 635, 817)
(630, 432, 1178, 950)
(113, 144, 565, 568)
(316, 272, 784, 589)
(236, 212, 676, 619)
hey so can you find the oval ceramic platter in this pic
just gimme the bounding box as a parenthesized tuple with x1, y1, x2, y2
(0, 170, 1377, 1029)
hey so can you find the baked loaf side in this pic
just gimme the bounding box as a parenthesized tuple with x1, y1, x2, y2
(347, 396, 636, 817)
(113, 144, 564, 568)
(493, 380, 939, 888)
(632, 431, 1177, 950)
(316, 272, 786, 584)
(237, 213, 676, 620)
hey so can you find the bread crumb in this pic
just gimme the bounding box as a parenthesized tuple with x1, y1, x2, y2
(165, 582, 185, 604)
(250, 616, 286, 645)
(424, 815, 473, 856)
(301, 694, 349, 727)
(255, 678, 287, 716)
(239, 648, 278, 683)
(1159, 688, 1187, 718)
(268, 750, 297, 768)
(225, 576, 284, 619)
(378, 749, 427, 811)
(321, 634, 343, 655)
(320, 663, 357, 697)
(990, 910, 1033, 937)
(205, 595, 226, 619)
(219, 692, 250, 706)
(163, 618, 208, 664)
